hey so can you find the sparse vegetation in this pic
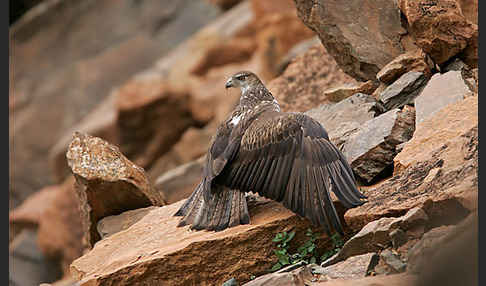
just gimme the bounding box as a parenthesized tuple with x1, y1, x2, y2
(269, 228, 344, 272)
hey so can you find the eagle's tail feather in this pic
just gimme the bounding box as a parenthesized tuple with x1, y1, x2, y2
(175, 184, 249, 231)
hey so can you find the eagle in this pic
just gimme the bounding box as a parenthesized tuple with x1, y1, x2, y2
(175, 71, 366, 235)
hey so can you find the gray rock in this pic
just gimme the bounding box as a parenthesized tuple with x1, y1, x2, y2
(319, 253, 379, 280)
(378, 71, 428, 110)
(322, 207, 428, 267)
(9, 229, 62, 286)
(294, 0, 405, 81)
(389, 228, 408, 249)
(306, 93, 384, 150)
(415, 71, 472, 126)
(242, 263, 314, 286)
(342, 106, 416, 183)
(380, 249, 406, 273)
(222, 277, 239, 286)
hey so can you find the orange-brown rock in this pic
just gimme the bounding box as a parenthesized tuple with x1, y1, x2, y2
(268, 45, 357, 112)
(376, 49, 433, 84)
(251, 3, 315, 79)
(324, 81, 379, 103)
(398, 0, 477, 65)
(294, 0, 405, 81)
(49, 95, 119, 184)
(9, 184, 58, 242)
(70, 200, 318, 286)
(66, 132, 165, 247)
(345, 96, 478, 231)
(37, 176, 86, 275)
(115, 79, 197, 169)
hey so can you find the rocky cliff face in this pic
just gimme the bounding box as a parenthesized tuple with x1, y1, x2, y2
(10, 0, 478, 285)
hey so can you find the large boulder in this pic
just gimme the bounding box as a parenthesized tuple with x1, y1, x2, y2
(398, 0, 477, 66)
(70, 200, 317, 286)
(9, 0, 222, 209)
(293, 0, 405, 81)
(66, 132, 165, 247)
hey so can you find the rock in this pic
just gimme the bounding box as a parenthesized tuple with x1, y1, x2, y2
(153, 156, 205, 205)
(389, 229, 408, 249)
(379, 249, 406, 273)
(378, 71, 428, 110)
(70, 200, 316, 286)
(66, 132, 165, 247)
(306, 93, 384, 150)
(242, 263, 314, 286)
(115, 79, 198, 169)
(268, 45, 357, 112)
(37, 176, 86, 275)
(276, 36, 321, 75)
(9, 229, 63, 286)
(376, 49, 433, 84)
(48, 94, 119, 184)
(324, 81, 379, 103)
(310, 273, 417, 286)
(9, 0, 221, 209)
(457, 0, 478, 24)
(409, 212, 478, 286)
(97, 207, 158, 240)
(398, 0, 477, 65)
(414, 70, 473, 125)
(294, 0, 405, 81)
(346, 96, 478, 231)
(222, 277, 240, 286)
(323, 208, 427, 267)
(319, 253, 379, 280)
(9, 184, 58, 241)
(342, 106, 416, 183)
(250, 0, 316, 80)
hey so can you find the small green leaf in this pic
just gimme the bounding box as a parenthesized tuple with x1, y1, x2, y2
(271, 263, 282, 272)
(310, 256, 316, 264)
(278, 255, 290, 265)
(308, 245, 315, 253)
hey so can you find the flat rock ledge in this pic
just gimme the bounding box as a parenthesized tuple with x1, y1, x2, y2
(66, 132, 166, 247)
(70, 199, 316, 286)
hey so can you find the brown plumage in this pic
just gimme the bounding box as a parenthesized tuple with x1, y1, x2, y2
(174, 71, 366, 235)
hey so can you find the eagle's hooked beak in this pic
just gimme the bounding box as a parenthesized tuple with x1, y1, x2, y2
(225, 77, 235, 89)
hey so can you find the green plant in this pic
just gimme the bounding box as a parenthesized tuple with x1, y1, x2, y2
(269, 229, 345, 272)
(270, 228, 319, 271)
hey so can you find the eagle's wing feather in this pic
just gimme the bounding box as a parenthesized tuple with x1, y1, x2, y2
(215, 112, 365, 235)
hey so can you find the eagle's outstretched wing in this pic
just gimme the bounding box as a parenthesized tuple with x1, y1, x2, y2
(214, 112, 365, 235)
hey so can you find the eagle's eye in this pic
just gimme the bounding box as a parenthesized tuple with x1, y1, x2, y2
(236, 75, 247, 81)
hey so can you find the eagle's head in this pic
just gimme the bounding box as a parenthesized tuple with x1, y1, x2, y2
(225, 71, 262, 92)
